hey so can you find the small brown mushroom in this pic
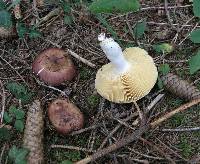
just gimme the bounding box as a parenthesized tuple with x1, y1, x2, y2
(48, 99, 84, 135)
(32, 48, 76, 86)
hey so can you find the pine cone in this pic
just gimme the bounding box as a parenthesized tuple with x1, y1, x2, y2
(23, 100, 44, 164)
(161, 73, 200, 101)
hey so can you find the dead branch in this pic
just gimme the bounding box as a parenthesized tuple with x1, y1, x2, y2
(150, 98, 200, 128)
(0, 144, 6, 163)
(67, 49, 96, 68)
(42, 38, 96, 68)
(75, 98, 200, 164)
(162, 127, 200, 132)
(139, 138, 175, 164)
(0, 55, 27, 85)
(75, 123, 148, 164)
(51, 145, 96, 153)
(36, 8, 62, 27)
(70, 124, 103, 136)
(146, 94, 165, 113)
(0, 80, 5, 125)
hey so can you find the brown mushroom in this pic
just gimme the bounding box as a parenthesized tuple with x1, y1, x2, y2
(32, 48, 76, 86)
(48, 99, 84, 135)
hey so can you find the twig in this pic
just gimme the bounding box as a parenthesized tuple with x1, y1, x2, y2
(129, 158, 149, 164)
(188, 155, 200, 164)
(70, 124, 102, 136)
(99, 124, 121, 149)
(36, 79, 68, 97)
(156, 138, 187, 161)
(0, 124, 5, 129)
(109, 4, 192, 20)
(75, 98, 200, 164)
(172, 16, 195, 43)
(141, 4, 192, 11)
(32, 0, 40, 24)
(146, 21, 200, 28)
(87, 130, 97, 151)
(51, 145, 96, 153)
(0, 55, 27, 84)
(0, 80, 6, 125)
(162, 127, 200, 132)
(111, 116, 135, 130)
(42, 38, 96, 68)
(139, 138, 175, 164)
(178, 22, 199, 45)
(133, 94, 165, 125)
(127, 148, 164, 160)
(79, 95, 163, 156)
(42, 38, 62, 48)
(35, 8, 62, 27)
(150, 98, 200, 128)
(134, 101, 143, 121)
(66, 49, 96, 68)
(163, 59, 188, 63)
(125, 14, 135, 41)
(99, 113, 137, 149)
(164, 0, 174, 27)
(146, 94, 165, 113)
(0, 144, 6, 163)
(75, 120, 148, 164)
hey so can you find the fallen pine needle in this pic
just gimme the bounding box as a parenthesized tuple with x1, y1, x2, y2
(0, 80, 5, 125)
(51, 145, 96, 153)
(162, 127, 200, 132)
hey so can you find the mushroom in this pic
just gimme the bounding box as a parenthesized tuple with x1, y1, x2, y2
(95, 33, 158, 103)
(48, 99, 84, 135)
(32, 48, 76, 86)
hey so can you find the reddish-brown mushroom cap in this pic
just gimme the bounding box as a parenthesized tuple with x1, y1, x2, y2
(48, 99, 84, 135)
(32, 48, 76, 86)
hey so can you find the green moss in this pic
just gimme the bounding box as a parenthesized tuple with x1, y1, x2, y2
(168, 98, 183, 108)
(193, 131, 200, 138)
(54, 150, 81, 162)
(168, 113, 187, 128)
(79, 67, 92, 80)
(87, 95, 99, 107)
(73, 135, 88, 146)
(177, 135, 193, 158)
(93, 135, 102, 148)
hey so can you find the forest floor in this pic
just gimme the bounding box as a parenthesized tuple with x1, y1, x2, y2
(1, 0, 200, 163)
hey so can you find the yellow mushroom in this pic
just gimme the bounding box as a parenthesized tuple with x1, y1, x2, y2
(95, 33, 158, 103)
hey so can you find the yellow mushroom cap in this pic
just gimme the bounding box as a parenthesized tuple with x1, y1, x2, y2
(95, 47, 158, 103)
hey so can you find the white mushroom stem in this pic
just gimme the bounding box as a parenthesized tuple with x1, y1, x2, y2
(98, 33, 130, 73)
